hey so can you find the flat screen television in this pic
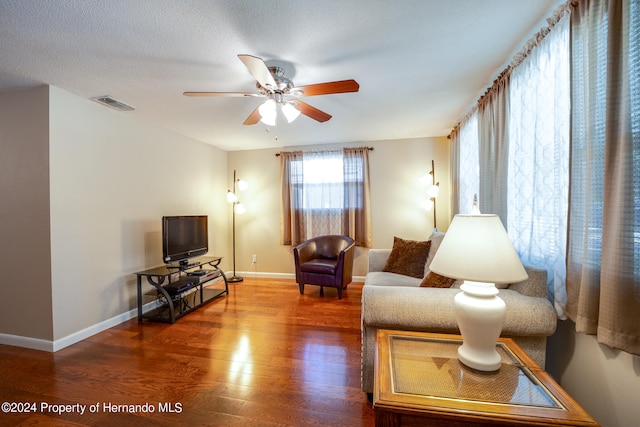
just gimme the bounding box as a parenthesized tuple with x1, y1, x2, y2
(162, 215, 208, 265)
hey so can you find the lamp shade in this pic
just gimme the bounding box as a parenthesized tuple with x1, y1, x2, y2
(281, 102, 301, 123)
(427, 183, 440, 198)
(236, 179, 248, 191)
(234, 202, 246, 215)
(258, 99, 277, 126)
(429, 214, 527, 284)
(227, 190, 238, 203)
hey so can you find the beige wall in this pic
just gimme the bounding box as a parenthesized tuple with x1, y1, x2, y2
(547, 321, 640, 427)
(0, 85, 229, 349)
(227, 136, 451, 278)
(47, 86, 229, 342)
(0, 86, 53, 341)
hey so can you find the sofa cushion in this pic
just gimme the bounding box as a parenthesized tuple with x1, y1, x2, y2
(299, 258, 337, 275)
(425, 231, 446, 271)
(365, 271, 422, 287)
(420, 271, 456, 288)
(383, 237, 431, 278)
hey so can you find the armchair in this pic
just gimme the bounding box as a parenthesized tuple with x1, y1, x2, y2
(293, 235, 355, 299)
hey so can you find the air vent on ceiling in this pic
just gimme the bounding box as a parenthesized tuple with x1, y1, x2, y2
(90, 96, 135, 112)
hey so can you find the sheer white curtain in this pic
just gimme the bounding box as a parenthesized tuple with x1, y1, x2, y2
(507, 14, 570, 318)
(301, 149, 344, 238)
(456, 112, 479, 214)
(454, 5, 571, 318)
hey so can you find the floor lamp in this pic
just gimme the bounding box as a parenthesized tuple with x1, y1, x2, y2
(423, 160, 440, 231)
(227, 170, 247, 283)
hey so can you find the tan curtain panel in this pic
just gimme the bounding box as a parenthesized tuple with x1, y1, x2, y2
(477, 76, 510, 222)
(449, 126, 461, 215)
(343, 147, 372, 247)
(279, 150, 304, 246)
(566, 0, 640, 355)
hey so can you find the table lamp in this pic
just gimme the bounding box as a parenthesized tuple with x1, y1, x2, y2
(428, 214, 527, 371)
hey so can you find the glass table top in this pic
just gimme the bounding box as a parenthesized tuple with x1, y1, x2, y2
(388, 335, 563, 410)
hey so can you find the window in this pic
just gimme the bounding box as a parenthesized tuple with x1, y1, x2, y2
(565, 0, 640, 354)
(289, 153, 365, 210)
(456, 11, 571, 318)
(455, 0, 640, 355)
(507, 14, 570, 318)
(457, 111, 479, 214)
(280, 147, 371, 247)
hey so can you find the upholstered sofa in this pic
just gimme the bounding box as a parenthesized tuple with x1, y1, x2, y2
(360, 232, 558, 394)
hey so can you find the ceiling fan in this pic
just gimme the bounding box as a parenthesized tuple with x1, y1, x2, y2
(183, 54, 360, 126)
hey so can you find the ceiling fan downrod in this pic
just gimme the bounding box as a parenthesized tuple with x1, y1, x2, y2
(256, 67, 294, 95)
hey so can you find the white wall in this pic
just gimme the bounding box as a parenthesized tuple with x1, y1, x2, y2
(227, 136, 451, 278)
(48, 86, 229, 343)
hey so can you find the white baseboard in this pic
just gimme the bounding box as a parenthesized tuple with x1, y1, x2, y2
(1, 273, 365, 353)
(0, 299, 162, 353)
(0, 334, 53, 352)
(228, 270, 295, 280)
(227, 271, 366, 282)
(50, 303, 155, 352)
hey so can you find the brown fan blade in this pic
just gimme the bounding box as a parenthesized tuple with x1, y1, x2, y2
(238, 54, 277, 89)
(294, 79, 359, 97)
(291, 100, 332, 123)
(243, 106, 262, 125)
(183, 92, 261, 97)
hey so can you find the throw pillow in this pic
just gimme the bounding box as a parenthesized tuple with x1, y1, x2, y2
(420, 271, 456, 288)
(425, 231, 446, 274)
(383, 237, 432, 278)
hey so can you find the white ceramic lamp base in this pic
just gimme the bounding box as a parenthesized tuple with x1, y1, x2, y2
(454, 280, 507, 372)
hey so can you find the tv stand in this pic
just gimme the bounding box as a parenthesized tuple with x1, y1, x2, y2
(135, 256, 228, 324)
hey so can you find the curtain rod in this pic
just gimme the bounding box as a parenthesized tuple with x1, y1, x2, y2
(446, 0, 573, 139)
(275, 147, 374, 157)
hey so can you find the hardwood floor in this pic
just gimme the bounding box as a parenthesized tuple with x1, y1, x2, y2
(0, 278, 375, 426)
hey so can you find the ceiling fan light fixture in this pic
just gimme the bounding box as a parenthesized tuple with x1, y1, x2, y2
(281, 102, 301, 123)
(259, 114, 276, 127)
(258, 98, 276, 116)
(258, 99, 277, 126)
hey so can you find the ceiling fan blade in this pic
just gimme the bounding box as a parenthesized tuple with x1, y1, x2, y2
(238, 54, 277, 89)
(291, 100, 332, 123)
(183, 92, 261, 97)
(294, 79, 359, 97)
(243, 106, 262, 125)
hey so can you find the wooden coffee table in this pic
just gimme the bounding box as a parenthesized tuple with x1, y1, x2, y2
(373, 330, 599, 427)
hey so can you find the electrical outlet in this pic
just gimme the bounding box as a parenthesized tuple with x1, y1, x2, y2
(252, 254, 257, 263)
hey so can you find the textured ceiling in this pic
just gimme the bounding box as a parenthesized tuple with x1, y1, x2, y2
(0, 0, 562, 151)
